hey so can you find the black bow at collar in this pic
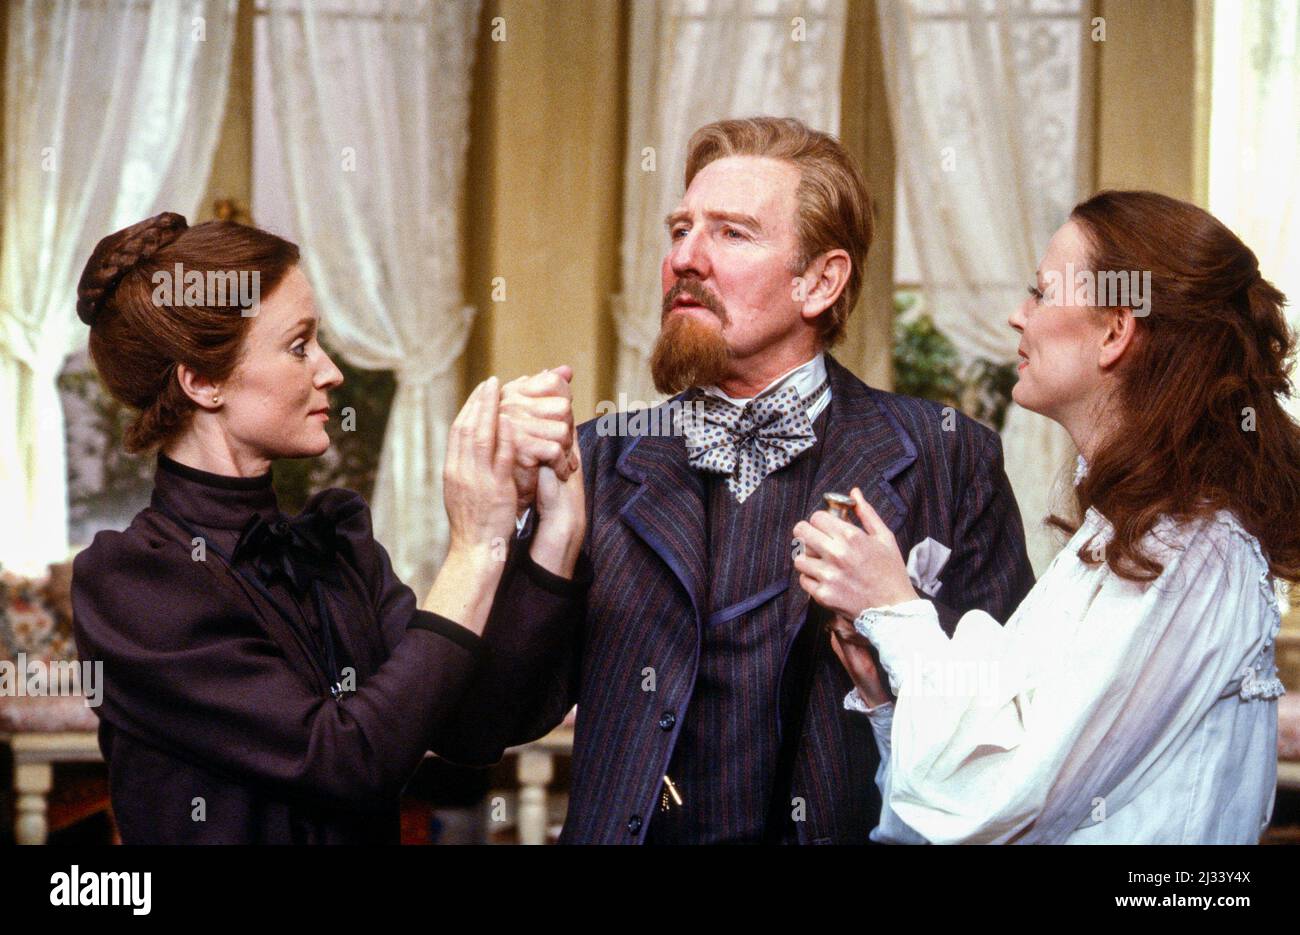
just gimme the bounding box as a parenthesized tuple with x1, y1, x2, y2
(231, 510, 342, 594)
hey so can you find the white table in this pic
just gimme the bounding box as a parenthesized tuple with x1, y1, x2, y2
(1, 731, 102, 845)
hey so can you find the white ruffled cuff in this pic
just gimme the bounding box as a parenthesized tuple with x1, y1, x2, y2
(853, 598, 936, 637)
(845, 691, 896, 760)
(853, 599, 943, 696)
(842, 688, 894, 717)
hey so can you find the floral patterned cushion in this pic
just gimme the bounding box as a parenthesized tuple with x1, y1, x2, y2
(1, 564, 75, 660)
(0, 695, 99, 733)
(0, 562, 99, 733)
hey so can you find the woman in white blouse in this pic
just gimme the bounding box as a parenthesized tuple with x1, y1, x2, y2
(793, 190, 1299, 844)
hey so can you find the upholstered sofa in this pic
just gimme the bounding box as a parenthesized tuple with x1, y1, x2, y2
(0, 562, 104, 844)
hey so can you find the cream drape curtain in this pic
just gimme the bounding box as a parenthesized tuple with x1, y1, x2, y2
(0, 0, 236, 575)
(613, 0, 849, 406)
(263, 0, 480, 596)
(877, 0, 1093, 574)
(1207, 0, 1300, 420)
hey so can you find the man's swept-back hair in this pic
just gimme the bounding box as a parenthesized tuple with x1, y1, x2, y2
(684, 116, 874, 346)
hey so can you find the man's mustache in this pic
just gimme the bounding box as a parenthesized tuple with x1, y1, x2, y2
(662, 279, 728, 325)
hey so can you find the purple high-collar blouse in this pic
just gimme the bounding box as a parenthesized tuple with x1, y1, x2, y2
(70, 454, 562, 844)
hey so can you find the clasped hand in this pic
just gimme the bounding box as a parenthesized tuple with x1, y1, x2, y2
(442, 367, 585, 577)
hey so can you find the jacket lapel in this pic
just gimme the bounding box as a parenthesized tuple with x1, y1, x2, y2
(777, 355, 920, 841)
(615, 417, 709, 629)
(779, 353, 918, 631)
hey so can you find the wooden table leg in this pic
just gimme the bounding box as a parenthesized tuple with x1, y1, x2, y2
(516, 749, 554, 845)
(15, 761, 52, 845)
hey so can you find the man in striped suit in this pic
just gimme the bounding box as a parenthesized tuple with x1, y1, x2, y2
(451, 117, 1036, 844)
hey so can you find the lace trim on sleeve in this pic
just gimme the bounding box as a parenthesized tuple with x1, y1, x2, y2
(1218, 516, 1287, 702)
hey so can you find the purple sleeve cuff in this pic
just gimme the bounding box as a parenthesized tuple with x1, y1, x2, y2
(407, 609, 484, 656)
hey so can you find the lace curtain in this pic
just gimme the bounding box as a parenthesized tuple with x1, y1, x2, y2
(0, 0, 236, 575)
(613, 0, 849, 407)
(1207, 0, 1300, 420)
(261, 0, 480, 596)
(878, 0, 1093, 574)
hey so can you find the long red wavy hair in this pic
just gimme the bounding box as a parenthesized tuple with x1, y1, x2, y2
(1047, 190, 1300, 583)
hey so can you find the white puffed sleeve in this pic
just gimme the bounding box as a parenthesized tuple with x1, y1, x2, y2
(854, 513, 1276, 844)
(841, 692, 928, 845)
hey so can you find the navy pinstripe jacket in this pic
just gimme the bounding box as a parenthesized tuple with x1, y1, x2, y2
(440, 353, 1036, 843)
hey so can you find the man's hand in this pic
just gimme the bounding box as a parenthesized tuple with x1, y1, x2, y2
(499, 365, 576, 511)
(793, 487, 919, 620)
(531, 444, 586, 579)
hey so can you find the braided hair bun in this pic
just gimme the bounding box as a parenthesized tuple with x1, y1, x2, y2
(76, 213, 300, 452)
(75, 212, 188, 327)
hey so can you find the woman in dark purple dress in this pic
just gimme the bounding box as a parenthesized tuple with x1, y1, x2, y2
(70, 212, 586, 843)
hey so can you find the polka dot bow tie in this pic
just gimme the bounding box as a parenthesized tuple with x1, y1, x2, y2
(682, 379, 829, 503)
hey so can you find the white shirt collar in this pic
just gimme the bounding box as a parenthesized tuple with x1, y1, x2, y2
(701, 352, 831, 420)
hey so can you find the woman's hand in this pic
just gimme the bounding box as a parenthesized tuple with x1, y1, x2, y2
(827, 619, 892, 709)
(530, 437, 586, 578)
(793, 487, 918, 622)
(443, 377, 518, 557)
(425, 378, 517, 634)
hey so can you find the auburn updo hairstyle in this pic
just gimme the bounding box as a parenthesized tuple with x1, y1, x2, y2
(1048, 190, 1300, 584)
(76, 212, 300, 453)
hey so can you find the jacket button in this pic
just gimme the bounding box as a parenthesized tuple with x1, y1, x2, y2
(627, 814, 642, 834)
(658, 711, 676, 731)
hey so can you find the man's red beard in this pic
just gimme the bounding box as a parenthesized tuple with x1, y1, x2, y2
(649, 310, 731, 395)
